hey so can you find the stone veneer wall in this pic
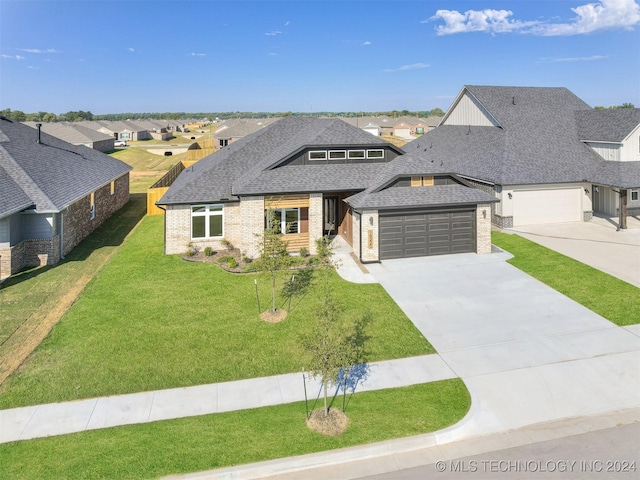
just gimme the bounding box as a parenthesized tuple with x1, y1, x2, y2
(359, 210, 379, 263)
(476, 204, 492, 254)
(351, 212, 361, 260)
(308, 193, 323, 255)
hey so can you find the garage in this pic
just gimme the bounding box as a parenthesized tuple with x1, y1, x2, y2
(512, 188, 582, 226)
(379, 209, 476, 259)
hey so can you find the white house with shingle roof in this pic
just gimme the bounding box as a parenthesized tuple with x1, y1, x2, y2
(404, 85, 640, 228)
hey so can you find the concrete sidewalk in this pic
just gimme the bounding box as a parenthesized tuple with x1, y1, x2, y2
(0, 354, 455, 444)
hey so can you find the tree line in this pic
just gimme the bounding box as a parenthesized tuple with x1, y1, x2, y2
(0, 108, 448, 123)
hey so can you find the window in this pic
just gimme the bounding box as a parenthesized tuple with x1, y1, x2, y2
(348, 150, 365, 159)
(410, 176, 434, 187)
(90, 192, 95, 220)
(367, 149, 384, 159)
(266, 207, 308, 234)
(632, 190, 639, 201)
(191, 204, 223, 238)
(309, 151, 327, 160)
(329, 150, 346, 160)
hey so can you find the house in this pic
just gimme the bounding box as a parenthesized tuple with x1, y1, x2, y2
(158, 117, 497, 262)
(22, 121, 115, 152)
(403, 85, 640, 228)
(213, 118, 277, 147)
(0, 117, 131, 281)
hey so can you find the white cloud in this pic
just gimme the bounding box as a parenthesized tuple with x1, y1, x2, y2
(1, 54, 25, 60)
(383, 63, 430, 72)
(17, 48, 60, 54)
(363, 41, 372, 46)
(284, 21, 290, 26)
(428, 0, 640, 36)
(265, 30, 282, 36)
(428, 9, 536, 35)
(128, 47, 135, 52)
(190, 52, 206, 56)
(552, 54, 609, 61)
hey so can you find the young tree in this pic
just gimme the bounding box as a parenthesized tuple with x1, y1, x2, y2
(299, 236, 368, 418)
(254, 207, 292, 314)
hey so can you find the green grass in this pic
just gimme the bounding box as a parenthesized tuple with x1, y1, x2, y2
(492, 231, 640, 326)
(0, 380, 469, 480)
(109, 147, 186, 171)
(0, 216, 432, 408)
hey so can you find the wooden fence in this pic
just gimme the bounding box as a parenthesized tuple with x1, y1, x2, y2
(146, 160, 199, 215)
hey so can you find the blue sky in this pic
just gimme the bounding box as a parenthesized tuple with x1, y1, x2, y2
(1, 0, 639, 114)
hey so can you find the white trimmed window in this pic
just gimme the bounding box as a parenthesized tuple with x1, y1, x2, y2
(329, 150, 346, 160)
(632, 190, 639, 201)
(266, 207, 309, 234)
(367, 149, 384, 159)
(309, 151, 327, 160)
(348, 150, 365, 159)
(191, 204, 223, 238)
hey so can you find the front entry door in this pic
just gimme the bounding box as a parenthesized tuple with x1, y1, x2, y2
(323, 197, 338, 236)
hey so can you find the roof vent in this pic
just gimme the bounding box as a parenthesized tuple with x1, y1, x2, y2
(36, 123, 42, 144)
(512, 96, 516, 105)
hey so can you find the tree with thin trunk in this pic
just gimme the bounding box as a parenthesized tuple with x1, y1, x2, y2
(254, 207, 292, 314)
(299, 236, 367, 417)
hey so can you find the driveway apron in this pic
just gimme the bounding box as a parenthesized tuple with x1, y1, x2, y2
(365, 251, 640, 439)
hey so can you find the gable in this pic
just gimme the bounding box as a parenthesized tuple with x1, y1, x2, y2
(441, 90, 500, 127)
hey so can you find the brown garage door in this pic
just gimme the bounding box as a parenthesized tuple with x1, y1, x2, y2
(379, 209, 476, 259)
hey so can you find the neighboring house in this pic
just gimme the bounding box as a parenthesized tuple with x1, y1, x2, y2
(158, 117, 497, 262)
(213, 118, 277, 147)
(403, 85, 640, 228)
(0, 117, 131, 281)
(23, 121, 115, 152)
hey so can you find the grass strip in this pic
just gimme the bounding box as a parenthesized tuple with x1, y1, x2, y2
(492, 231, 640, 326)
(0, 380, 469, 480)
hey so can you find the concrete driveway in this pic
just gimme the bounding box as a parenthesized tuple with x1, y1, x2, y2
(365, 251, 640, 439)
(505, 215, 640, 287)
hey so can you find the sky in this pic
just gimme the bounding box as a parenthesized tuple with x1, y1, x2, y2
(1, 0, 639, 115)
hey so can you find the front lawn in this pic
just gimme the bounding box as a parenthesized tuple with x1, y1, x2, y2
(0, 216, 433, 408)
(0, 380, 469, 480)
(492, 231, 640, 326)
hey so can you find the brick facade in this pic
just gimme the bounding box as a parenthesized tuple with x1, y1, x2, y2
(239, 196, 265, 259)
(63, 174, 129, 256)
(0, 174, 129, 281)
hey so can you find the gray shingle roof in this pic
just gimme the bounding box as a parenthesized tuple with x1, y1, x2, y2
(160, 117, 397, 205)
(0, 117, 131, 217)
(404, 86, 640, 189)
(576, 108, 640, 142)
(236, 164, 382, 195)
(344, 153, 498, 209)
(346, 183, 497, 210)
(23, 122, 113, 144)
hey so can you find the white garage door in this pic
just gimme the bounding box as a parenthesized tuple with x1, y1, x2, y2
(513, 189, 581, 226)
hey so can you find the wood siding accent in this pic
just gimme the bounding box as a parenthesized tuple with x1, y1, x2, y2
(284, 232, 309, 252)
(423, 176, 434, 186)
(265, 194, 310, 208)
(411, 176, 422, 187)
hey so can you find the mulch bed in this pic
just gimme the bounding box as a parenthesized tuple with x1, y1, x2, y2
(306, 408, 350, 436)
(181, 248, 246, 273)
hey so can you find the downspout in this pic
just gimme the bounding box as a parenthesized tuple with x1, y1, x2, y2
(60, 210, 65, 260)
(157, 205, 167, 254)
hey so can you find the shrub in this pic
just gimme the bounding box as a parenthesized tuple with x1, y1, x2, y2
(221, 238, 234, 251)
(204, 246, 214, 256)
(185, 242, 196, 257)
(299, 247, 309, 257)
(218, 255, 234, 263)
(242, 255, 253, 264)
(228, 259, 238, 269)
